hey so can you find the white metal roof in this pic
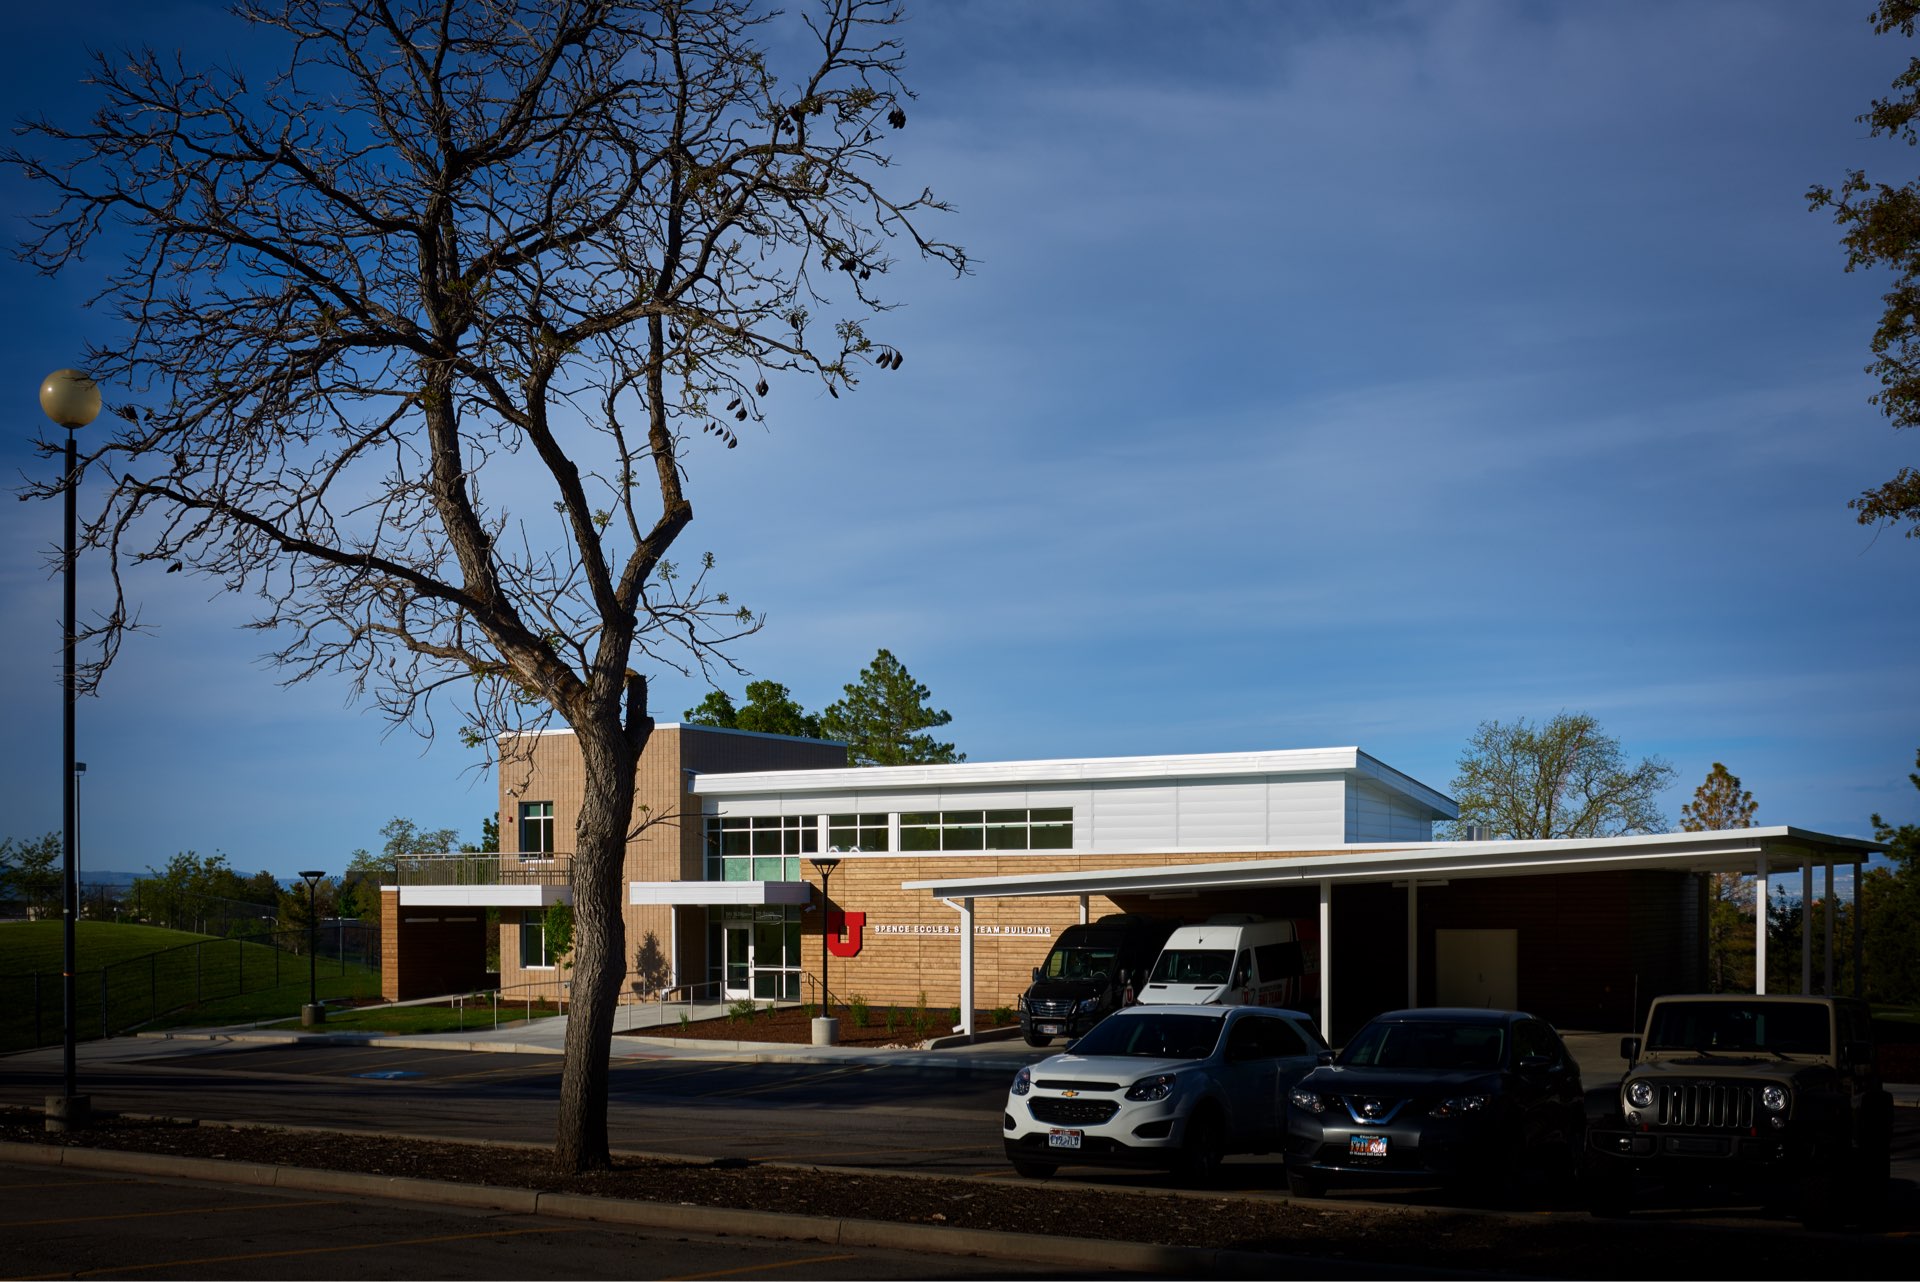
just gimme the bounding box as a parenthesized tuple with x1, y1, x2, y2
(689, 746, 1456, 818)
(899, 826, 1882, 900)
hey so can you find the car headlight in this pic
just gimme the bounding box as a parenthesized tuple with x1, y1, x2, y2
(1625, 1080, 1654, 1109)
(1289, 1088, 1328, 1114)
(1011, 1066, 1032, 1097)
(1126, 1073, 1177, 1102)
(1429, 1094, 1489, 1118)
(1077, 997, 1100, 1014)
(1761, 1085, 1788, 1113)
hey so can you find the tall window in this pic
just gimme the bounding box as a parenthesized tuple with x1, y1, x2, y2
(520, 918, 551, 968)
(899, 808, 1072, 852)
(519, 801, 555, 857)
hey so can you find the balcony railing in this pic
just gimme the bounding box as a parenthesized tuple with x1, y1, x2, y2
(390, 853, 574, 887)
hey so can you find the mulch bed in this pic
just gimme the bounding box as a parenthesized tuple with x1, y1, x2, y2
(619, 1002, 1014, 1047)
(1, 1109, 1909, 1277)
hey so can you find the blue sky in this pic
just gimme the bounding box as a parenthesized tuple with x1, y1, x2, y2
(0, 1, 1915, 882)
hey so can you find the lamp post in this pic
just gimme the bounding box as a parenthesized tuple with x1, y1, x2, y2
(40, 369, 98, 1134)
(299, 870, 326, 1026)
(809, 853, 843, 1047)
(73, 763, 85, 920)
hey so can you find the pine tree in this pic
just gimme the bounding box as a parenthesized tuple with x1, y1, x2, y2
(1681, 763, 1760, 992)
(821, 650, 962, 767)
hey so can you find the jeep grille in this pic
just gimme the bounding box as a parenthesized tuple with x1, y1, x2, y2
(1652, 1080, 1757, 1130)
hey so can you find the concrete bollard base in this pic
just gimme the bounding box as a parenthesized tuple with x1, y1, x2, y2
(810, 1016, 839, 1047)
(301, 1004, 327, 1027)
(44, 1094, 91, 1133)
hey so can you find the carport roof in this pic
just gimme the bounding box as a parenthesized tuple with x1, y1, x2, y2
(899, 826, 1881, 901)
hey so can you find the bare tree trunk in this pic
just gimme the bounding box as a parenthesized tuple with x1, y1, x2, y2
(554, 717, 640, 1172)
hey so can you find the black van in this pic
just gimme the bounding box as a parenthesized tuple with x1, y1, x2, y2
(1018, 913, 1181, 1047)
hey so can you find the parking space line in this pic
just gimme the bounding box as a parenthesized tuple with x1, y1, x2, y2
(753, 1141, 1000, 1162)
(0, 1179, 140, 1191)
(610, 1062, 744, 1091)
(5, 1197, 344, 1228)
(3, 1225, 591, 1280)
(707, 1066, 869, 1100)
(663, 1253, 859, 1280)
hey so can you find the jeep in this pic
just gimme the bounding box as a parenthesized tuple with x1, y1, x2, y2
(1586, 993, 1892, 1226)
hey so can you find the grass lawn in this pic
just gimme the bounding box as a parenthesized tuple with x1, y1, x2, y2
(0, 919, 381, 1048)
(0, 921, 237, 972)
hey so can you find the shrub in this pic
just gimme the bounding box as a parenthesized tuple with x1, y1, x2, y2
(677, 1010, 690, 1031)
(727, 998, 755, 1025)
(991, 1005, 1013, 1026)
(849, 994, 870, 1027)
(801, 1000, 817, 1019)
(882, 1005, 899, 1036)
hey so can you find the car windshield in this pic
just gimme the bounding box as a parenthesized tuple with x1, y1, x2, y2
(1069, 1011, 1225, 1059)
(1338, 1020, 1506, 1071)
(1644, 1002, 1830, 1055)
(1040, 945, 1118, 982)
(1149, 949, 1233, 985)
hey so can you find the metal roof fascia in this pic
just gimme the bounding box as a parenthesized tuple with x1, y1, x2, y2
(898, 827, 1879, 900)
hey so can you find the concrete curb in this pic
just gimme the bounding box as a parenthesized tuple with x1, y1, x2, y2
(131, 1028, 1039, 1074)
(0, 1139, 1419, 1278)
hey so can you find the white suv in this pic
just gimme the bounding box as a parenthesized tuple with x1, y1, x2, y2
(1003, 1003, 1328, 1183)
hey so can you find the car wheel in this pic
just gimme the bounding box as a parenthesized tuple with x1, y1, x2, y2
(1174, 1108, 1226, 1187)
(1009, 1158, 1056, 1180)
(1023, 1032, 1052, 1048)
(1286, 1168, 1325, 1199)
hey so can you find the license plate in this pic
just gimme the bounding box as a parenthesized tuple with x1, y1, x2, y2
(1048, 1128, 1083, 1150)
(1349, 1133, 1389, 1159)
(1038, 1024, 1061, 1036)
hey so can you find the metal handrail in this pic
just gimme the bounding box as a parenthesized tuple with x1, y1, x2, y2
(388, 852, 573, 887)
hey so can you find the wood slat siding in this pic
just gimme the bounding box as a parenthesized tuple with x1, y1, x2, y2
(811, 849, 1345, 1010)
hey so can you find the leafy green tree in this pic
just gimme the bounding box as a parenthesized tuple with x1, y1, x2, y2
(820, 649, 962, 767)
(459, 816, 501, 855)
(685, 679, 822, 738)
(1447, 712, 1674, 840)
(544, 902, 576, 971)
(0, 833, 61, 917)
(1680, 763, 1760, 991)
(1871, 747, 1920, 872)
(1861, 747, 1920, 1003)
(8, 0, 957, 1172)
(1808, 1, 1920, 537)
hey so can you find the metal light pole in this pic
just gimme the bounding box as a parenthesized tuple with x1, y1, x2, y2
(299, 870, 326, 1026)
(73, 763, 85, 919)
(40, 369, 99, 1134)
(809, 854, 843, 1047)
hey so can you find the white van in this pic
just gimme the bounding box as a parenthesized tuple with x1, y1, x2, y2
(1137, 915, 1319, 1011)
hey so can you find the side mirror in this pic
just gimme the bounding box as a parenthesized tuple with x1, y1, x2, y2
(1517, 1053, 1554, 1074)
(1316, 1049, 1335, 1066)
(1063, 1038, 1080, 1054)
(1843, 1040, 1875, 1070)
(1620, 1036, 1640, 1064)
(1032, 966, 1041, 983)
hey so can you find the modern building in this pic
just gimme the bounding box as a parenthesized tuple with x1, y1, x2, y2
(380, 724, 1877, 1039)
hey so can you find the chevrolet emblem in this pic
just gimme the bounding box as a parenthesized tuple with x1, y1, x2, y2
(1060, 1090, 1079, 1098)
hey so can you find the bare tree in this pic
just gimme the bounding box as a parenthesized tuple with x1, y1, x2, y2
(1446, 712, 1675, 841)
(8, 0, 962, 1170)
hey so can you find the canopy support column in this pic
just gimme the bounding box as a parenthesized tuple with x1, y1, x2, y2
(1078, 894, 1089, 926)
(1754, 856, 1768, 995)
(1824, 860, 1836, 996)
(1801, 862, 1814, 996)
(1853, 860, 1865, 998)
(943, 896, 975, 1038)
(1406, 879, 1419, 1008)
(1319, 879, 1334, 1045)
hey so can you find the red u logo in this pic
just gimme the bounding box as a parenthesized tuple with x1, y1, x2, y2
(826, 908, 865, 958)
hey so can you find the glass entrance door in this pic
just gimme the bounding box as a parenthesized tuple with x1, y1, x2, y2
(723, 923, 751, 998)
